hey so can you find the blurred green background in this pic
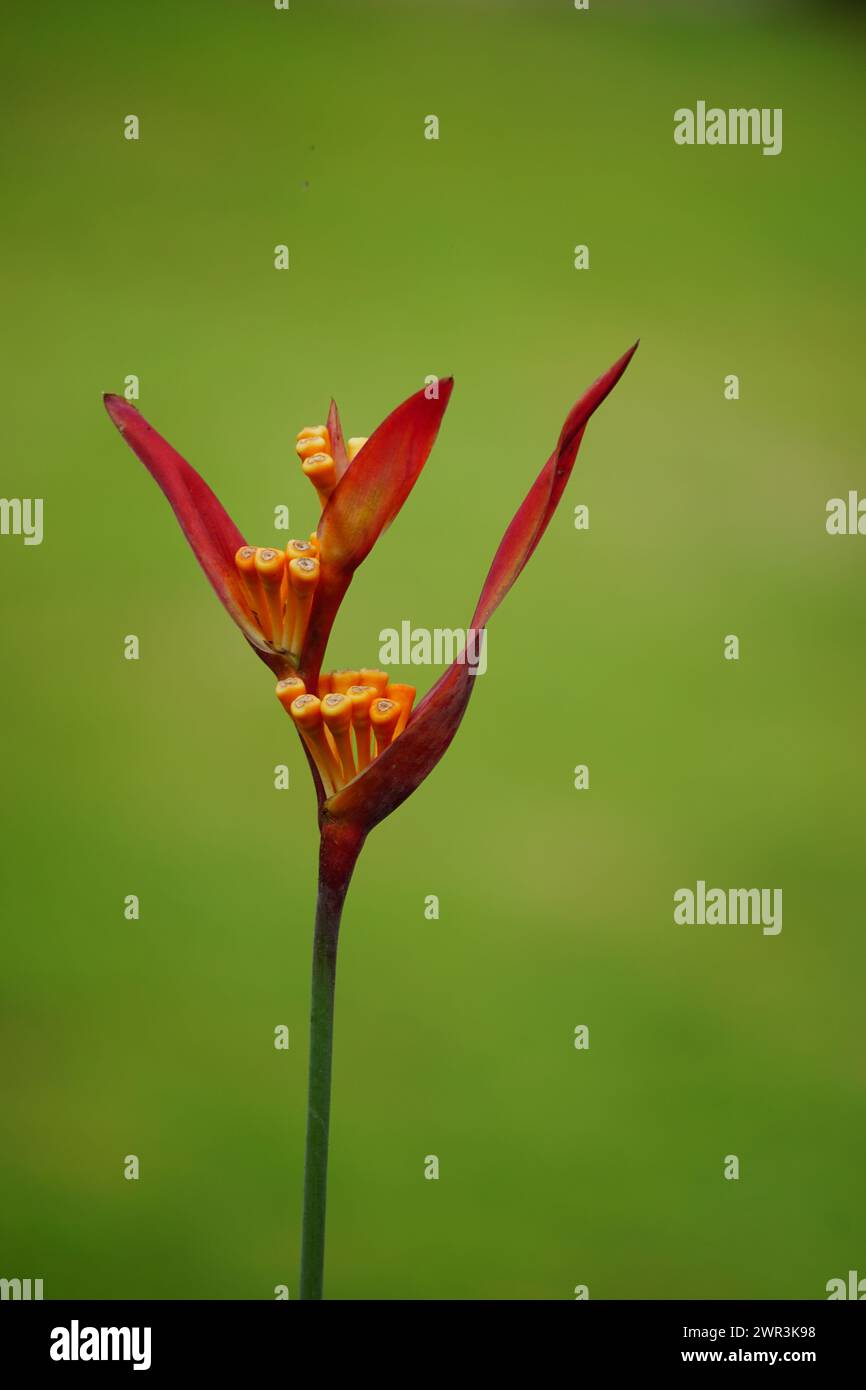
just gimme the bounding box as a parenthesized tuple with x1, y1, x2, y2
(2, 0, 865, 1300)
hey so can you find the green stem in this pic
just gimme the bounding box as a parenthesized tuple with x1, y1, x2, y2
(299, 819, 364, 1300)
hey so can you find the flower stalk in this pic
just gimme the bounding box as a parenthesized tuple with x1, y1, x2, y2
(299, 819, 365, 1300)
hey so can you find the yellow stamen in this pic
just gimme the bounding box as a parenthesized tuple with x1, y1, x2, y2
(302, 452, 337, 509)
(331, 669, 360, 695)
(288, 555, 319, 656)
(347, 684, 375, 771)
(370, 697, 400, 755)
(321, 693, 356, 782)
(359, 668, 389, 696)
(385, 682, 416, 736)
(347, 437, 367, 462)
(289, 694, 341, 797)
(275, 676, 306, 712)
(254, 547, 285, 646)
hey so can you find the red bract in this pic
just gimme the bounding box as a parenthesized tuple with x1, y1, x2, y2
(102, 392, 287, 673)
(328, 343, 638, 832)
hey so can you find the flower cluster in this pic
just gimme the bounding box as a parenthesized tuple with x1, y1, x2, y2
(104, 345, 636, 835)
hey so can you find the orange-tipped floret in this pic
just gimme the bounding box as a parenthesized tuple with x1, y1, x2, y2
(254, 546, 286, 645)
(296, 437, 328, 461)
(321, 692, 356, 782)
(275, 675, 306, 712)
(302, 452, 338, 508)
(347, 437, 367, 462)
(288, 556, 319, 655)
(347, 684, 375, 770)
(370, 697, 400, 755)
(297, 424, 331, 444)
(281, 541, 314, 644)
(317, 672, 333, 698)
(285, 538, 315, 563)
(331, 669, 361, 695)
(235, 545, 264, 625)
(359, 668, 389, 695)
(384, 682, 416, 736)
(296, 425, 331, 461)
(289, 694, 341, 797)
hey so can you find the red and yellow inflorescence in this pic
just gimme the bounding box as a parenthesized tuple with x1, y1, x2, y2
(106, 345, 637, 824)
(276, 671, 415, 797)
(236, 421, 414, 793)
(232, 423, 369, 662)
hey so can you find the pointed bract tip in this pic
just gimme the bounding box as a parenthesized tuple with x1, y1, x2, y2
(430, 375, 454, 408)
(587, 340, 639, 404)
(103, 392, 133, 431)
(602, 341, 639, 379)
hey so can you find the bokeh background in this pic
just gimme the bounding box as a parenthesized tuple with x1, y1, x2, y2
(2, 0, 865, 1300)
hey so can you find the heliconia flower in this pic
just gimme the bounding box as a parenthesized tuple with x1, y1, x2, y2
(106, 348, 634, 830)
(103, 342, 637, 1301)
(102, 380, 453, 685)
